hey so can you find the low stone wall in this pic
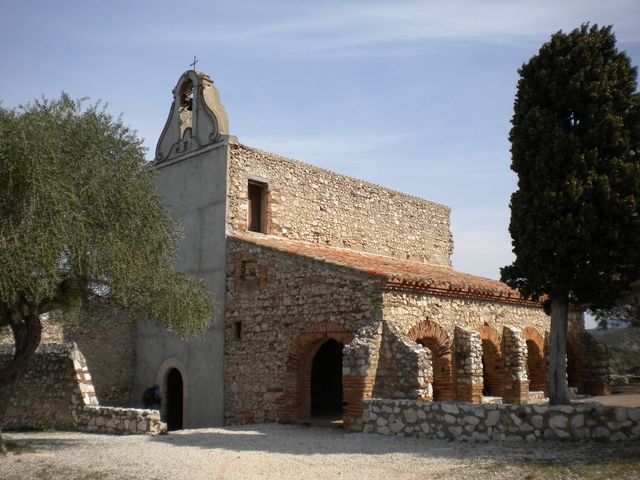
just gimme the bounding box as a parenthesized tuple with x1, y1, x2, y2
(1, 343, 165, 435)
(362, 398, 640, 442)
(78, 406, 164, 434)
(1, 344, 82, 430)
(611, 374, 640, 386)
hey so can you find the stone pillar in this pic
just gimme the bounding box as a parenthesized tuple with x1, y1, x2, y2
(502, 326, 529, 404)
(582, 332, 611, 395)
(342, 326, 382, 431)
(453, 327, 483, 403)
(372, 324, 432, 402)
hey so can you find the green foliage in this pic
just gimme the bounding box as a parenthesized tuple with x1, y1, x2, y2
(589, 327, 640, 374)
(0, 94, 211, 338)
(593, 280, 640, 328)
(501, 24, 640, 307)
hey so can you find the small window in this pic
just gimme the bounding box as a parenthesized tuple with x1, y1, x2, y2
(248, 181, 267, 233)
(241, 260, 257, 281)
(234, 322, 242, 339)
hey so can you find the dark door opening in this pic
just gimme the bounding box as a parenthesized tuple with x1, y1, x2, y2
(526, 340, 546, 391)
(166, 368, 183, 431)
(310, 339, 343, 419)
(481, 340, 502, 397)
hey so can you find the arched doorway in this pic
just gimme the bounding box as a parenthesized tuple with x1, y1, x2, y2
(416, 338, 453, 401)
(526, 340, 545, 391)
(279, 322, 353, 425)
(407, 320, 454, 401)
(523, 327, 546, 392)
(481, 339, 503, 396)
(310, 339, 343, 419)
(166, 368, 184, 431)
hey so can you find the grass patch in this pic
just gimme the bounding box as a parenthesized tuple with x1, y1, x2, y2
(33, 466, 127, 480)
(5, 439, 35, 455)
(513, 459, 640, 480)
(480, 455, 640, 480)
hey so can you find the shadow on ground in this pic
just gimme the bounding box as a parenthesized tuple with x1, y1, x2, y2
(145, 423, 640, 465)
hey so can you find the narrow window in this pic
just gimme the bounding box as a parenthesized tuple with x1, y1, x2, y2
(234, 321, 242, 339)
(241, 260, 257, 281)
(248, 181, 266, 233)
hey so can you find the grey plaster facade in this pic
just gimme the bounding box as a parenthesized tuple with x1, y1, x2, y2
(132, 71, 230, 427)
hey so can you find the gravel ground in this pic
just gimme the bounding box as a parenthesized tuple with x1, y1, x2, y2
(1, 424, 639, 480)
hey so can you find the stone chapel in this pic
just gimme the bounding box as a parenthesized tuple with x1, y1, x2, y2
(133, 69, 609, 430)
(1, 70, 611, 432)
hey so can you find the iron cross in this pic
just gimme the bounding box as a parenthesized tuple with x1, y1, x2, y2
(190, 56, 198, 70)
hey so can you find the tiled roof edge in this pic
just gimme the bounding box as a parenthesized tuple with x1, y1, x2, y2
(229, 233, 543, 308)
(384, 279, 543, 307)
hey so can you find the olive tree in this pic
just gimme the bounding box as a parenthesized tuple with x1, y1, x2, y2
(0, 95, 212, 452)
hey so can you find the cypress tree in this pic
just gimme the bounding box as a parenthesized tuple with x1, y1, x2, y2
(501, 24, 640, 404)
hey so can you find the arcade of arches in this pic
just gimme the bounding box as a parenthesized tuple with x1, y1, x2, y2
(223, 235, 610, 428)
(273, 319, 609, 428)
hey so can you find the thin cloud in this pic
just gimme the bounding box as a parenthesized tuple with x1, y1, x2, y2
(114, 0, 640, 56)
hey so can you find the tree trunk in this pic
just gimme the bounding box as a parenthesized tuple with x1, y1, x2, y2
(0, 302, 43, 455)
(549, 294, 571, 405)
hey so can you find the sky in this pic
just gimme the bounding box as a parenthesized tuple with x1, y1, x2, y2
(1, 1, 639, 326)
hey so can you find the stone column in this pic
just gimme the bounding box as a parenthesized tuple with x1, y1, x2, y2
(502, 326, 529, 404)
(582, 332, 611, 395)
(453, 327, 483, 403)
(342, 325, 382, 431)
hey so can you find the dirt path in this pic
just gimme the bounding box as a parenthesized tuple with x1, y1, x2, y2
(578, 384, 640, 408)
(1, 424, 639, 480)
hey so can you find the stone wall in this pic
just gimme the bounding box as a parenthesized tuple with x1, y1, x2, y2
(1, 343, 164, 435)
(372, 323, 432, 401)
(227, 142, 453, 266)
(78, 406, 164, 434)
(0, 312, 64, 349)
(0, 308, 136, 406)
(362, 398, 640, 442)
(1, 344, 85, 430)
(224, 236, 384, 425)
(382, 290, 551, 340)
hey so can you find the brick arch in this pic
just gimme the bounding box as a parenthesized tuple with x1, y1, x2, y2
(279, 322, 353, 423)
(523, 327, 546, 392)
(407, 320, 452, 356)
(478, 324, 503, 397)
(407, 320, 454, 401)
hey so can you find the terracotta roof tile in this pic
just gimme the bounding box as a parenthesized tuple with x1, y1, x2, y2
(230, 233, 538, 305)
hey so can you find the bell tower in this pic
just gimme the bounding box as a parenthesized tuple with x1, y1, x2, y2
(155, 70, 229, 163)
(136, 69, 230, 428)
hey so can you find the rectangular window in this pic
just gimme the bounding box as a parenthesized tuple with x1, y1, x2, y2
(248, 181, 266, 233)
(234, 321, 242, 339)
(241, 260, 257, 281)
